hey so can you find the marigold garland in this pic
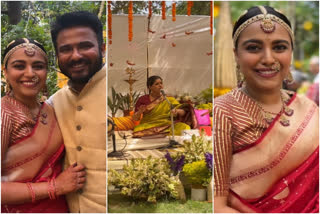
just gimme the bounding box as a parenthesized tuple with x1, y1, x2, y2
(108, 1, 112, 45)
(148, 1, 152, 19)
(128, 1, 133, 42)
(187, 1, 193, 16)
(210, 1, 213, 35)
(172, 2, 176, 21)
(162, 1, 166, 20)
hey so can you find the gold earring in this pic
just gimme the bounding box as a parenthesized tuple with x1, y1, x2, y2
(4, 78, 12, 94)
(236, 64, 244, 87)
(284, 72, 294, 84)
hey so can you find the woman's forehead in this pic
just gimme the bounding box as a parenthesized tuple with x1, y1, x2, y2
(8, 47, 47, 63)
(238, 21, 291, 44)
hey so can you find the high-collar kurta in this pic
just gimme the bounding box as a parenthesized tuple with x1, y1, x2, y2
(52, 65, 106, 213)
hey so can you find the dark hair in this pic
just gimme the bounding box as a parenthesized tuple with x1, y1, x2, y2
(147, 75, 162, 88)
(50, 11, 103, 51)
(2, 38, 47, 68)
(233, 6, 293, 49)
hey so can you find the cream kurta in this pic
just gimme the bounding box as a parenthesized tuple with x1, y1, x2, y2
(52, 65, 106, 213)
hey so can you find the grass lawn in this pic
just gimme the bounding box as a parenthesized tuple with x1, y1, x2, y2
(108, 189, 213, 213)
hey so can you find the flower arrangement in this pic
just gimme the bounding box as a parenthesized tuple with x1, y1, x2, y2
(172, 2, 176, 22)
(148, 1, 152, 19)
(128, 1, 133, 41)
(187, 1, 193, 16)
(214, 87, 232, 98)
(107, 1, 112, 45)
(161, 1, 166, 20)
(165, 152, 185, 176)
(210, 1, 213, 35)
(108, 156, 178, 203)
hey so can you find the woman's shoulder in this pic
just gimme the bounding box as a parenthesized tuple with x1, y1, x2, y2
(214, 89, 238, 108)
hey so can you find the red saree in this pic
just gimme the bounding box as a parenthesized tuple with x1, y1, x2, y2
(228, 94, 319, 213)
(1, 100, 68, 213)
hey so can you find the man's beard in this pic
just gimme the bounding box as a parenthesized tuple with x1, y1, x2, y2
(60, 53, 103, 84)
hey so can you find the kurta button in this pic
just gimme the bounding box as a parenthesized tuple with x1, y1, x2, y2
(77, 106, 83, 111)
(76, 146, 82, 151)
(76, 125, 81, 131)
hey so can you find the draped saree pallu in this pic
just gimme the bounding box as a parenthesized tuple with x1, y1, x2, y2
(1, 103, 68, 213)
(132, 95, 196, 138)
(229, 95, 319, 213)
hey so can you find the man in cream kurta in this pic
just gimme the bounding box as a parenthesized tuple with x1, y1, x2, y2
(49, 11, 106, 213)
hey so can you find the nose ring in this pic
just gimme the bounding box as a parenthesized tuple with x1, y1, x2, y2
(271, 61, 281, 72)
(32, 76, 39, 82)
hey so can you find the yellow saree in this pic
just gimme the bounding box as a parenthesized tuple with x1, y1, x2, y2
(132, 96, 191, 138)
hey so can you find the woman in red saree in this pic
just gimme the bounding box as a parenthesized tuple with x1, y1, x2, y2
(214, 6, 319, 213)
(1, 38, 86, 213)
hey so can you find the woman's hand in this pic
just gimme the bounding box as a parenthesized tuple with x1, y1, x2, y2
(55, 163, 86, 196)
(171, 109, 186, 117)
(138, 105, 147, 113)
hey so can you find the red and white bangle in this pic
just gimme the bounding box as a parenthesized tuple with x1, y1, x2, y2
(48, 178, 57, 200)
(26, 182, 36, 203)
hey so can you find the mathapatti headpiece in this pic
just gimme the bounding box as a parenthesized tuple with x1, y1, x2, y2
(3, 38, 48, 67)
(232, 6, 294, 47)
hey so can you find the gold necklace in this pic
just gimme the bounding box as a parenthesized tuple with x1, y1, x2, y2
(242, 88, 294, 127)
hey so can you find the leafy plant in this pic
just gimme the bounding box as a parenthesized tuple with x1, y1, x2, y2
(118, 91, 141, 111)
(182, 132, 212, 164)
(198, 86, 213, 104)
(108, 156, 178, 203)
(108, 87, 123, 117)
(182, 160, 211, 187)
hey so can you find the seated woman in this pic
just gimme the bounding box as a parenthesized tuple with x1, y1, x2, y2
(132, 75, 196, 138)
(1, 38, 86, 213)
(214, 6, 318, 213)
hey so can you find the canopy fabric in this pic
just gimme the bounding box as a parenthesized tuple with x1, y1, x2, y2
(108, 15, 212, 97)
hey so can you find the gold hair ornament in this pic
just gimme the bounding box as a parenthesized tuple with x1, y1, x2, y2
(233, 6, 294, 45)
(3, 38, 48, 66)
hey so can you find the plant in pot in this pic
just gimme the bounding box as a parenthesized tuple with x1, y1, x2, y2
(182, 157, 211, 201)
(108, 87, 123, 117)
(108, 156, 178, 203)
(164, 151, 186, 202)
(118, 91, 141, 116)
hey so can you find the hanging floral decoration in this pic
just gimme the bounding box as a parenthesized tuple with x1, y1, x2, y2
(148, 1, 152, 19)
(108, 1, 112, 45)
(187, 1, 193, 16)
(172, 2, 176, 21)
(210, 1, 213, 35)
(162, 1, 166, 20)
(128, 1, 133, 42)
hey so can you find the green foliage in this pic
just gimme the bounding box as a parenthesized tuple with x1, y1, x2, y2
(182, 160, 211, 187)
(118, 91, 141, 111)
(176, 1, 211, 16)
(108, 87, 124, 117)
(182, 132, 212, 164)
(1, 1, 106, 96)
(108, 156, 178, 203)
(108, 194, 213, 213)
(110, 1, 210, 16)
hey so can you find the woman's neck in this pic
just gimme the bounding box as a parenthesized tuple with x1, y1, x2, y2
(243, 85, 281, 105)
(242, 85, 283, 114)
(11, 93, 40, 110)
(150, 92, 161, 99)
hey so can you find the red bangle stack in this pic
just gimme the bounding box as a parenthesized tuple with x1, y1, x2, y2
(48, 178, 57, 200)
(26, 182, 36, 203)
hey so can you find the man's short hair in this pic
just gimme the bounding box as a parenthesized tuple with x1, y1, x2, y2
(50, 11, 103, 51)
